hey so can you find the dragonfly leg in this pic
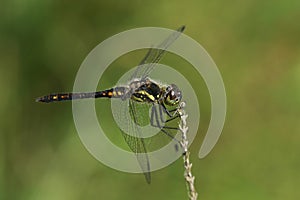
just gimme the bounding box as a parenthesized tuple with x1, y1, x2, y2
(165, 114, 180, 123)
(161, 103, 173, 117)
(150, 105, 180, 144)
(159, 103, 181, 124)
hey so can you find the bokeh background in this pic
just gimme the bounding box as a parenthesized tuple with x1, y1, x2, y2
(1, 0, 300, 199)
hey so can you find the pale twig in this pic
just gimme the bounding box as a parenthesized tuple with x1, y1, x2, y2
(177, 101, 198, 200)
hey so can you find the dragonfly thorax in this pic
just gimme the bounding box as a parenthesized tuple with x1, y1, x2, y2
(130, 79, 162, 103)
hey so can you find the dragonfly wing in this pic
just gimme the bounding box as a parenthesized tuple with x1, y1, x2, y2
(116, 98, 151, 183)
(120, 129, 151, 183)
(130, 25, 185, 80)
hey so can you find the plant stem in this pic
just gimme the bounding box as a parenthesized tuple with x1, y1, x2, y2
(178, 101, 198, 200)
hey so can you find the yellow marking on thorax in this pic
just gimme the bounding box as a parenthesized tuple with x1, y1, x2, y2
(148, 94, 155, 101)
(137, 91, 155, 101)
(52, 95, 58, 100)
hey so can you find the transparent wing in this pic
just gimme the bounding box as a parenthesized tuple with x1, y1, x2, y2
(130, 25, 185, 80)
(114, 97, 151, 183)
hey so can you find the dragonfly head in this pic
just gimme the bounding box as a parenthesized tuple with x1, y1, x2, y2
(164, 84, 182, 106)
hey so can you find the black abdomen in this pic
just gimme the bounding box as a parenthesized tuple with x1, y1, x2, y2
(36, 87, 127, 103)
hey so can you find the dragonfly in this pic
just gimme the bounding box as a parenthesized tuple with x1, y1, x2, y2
(36, 25, 185, 183)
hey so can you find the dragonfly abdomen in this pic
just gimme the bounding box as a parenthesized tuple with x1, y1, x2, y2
(36, 87, 128, 103)
(96, 87, 128, 98)
(36, 92, 96, 103)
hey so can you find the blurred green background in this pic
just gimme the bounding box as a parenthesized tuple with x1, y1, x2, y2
(1, 0, 300, 199)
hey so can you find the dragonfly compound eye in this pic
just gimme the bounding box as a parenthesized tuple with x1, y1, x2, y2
(166, 85, 172, 93)
(165, 86, 182, 106)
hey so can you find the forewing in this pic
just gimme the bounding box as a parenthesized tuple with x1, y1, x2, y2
(130, 25, 185, 80)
